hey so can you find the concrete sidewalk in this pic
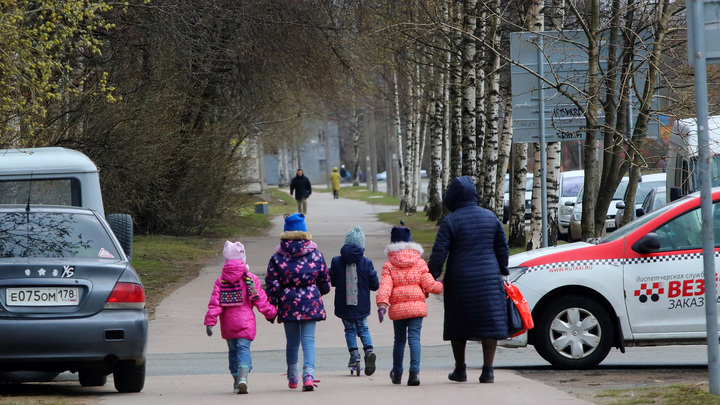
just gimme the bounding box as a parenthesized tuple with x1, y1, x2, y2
(100, 189, 593, 405)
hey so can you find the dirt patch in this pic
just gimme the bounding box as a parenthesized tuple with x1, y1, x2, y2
(518, 368, 710, 404)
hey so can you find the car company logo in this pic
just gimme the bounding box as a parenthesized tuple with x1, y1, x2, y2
(24, 266, 75, 278)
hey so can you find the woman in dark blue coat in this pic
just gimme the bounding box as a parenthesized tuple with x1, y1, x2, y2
(428, 176, 509, 384)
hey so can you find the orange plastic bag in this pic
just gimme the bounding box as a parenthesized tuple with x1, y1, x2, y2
(505, 281, 534, 338)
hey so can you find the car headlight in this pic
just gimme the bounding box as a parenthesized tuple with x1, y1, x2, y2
(508, 266, 528, 283)
(573, 210, 582, 221)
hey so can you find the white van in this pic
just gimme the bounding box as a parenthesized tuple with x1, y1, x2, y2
(666, 116, 720, 199)
(0, 147, 133, 257)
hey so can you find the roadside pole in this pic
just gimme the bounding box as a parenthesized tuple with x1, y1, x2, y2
(688, 0, 720, 394)
(537, 35, 548, 247)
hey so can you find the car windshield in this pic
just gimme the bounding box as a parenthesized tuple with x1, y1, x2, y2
(599, 194, 695, 243)
(613, 180, 629, 200)
(632, 180, 665, 203)
(562, 176, 583, 197)
(0, 212, 120, 259)
(526, 177, 533, 192)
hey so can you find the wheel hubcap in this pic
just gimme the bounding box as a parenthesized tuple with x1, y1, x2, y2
(550, 307, 601, 359)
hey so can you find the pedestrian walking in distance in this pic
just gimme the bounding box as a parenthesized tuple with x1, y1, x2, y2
(428, 176, 510, 384)
(330, 167, 341, 199)
(204, 241, 277, 394)
(289, 168, 312, 215)
(265, 213, 331, 391)
(329, 225, 379, 376)
(376, 227, 444, 386)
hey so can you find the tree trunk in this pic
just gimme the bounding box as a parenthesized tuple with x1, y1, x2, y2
(461, 0, 477, 181)
(427, 61, 445, 221)
(393, 66, 407, 210)
(450, 2, 463, 179)
(351, 104, 362, 187)
(580, 0, 602, 240)
(509, 143, 528, 248)
(495, 97, 513, 220)
(481, 0, 500, 211)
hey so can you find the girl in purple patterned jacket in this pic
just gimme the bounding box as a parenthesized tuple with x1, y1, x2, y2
(265, 213, 331, 391)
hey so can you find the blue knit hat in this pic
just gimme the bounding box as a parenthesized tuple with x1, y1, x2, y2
(344, 225, 365, 248)
(390, 227, 412, 243)
(284, 213, 307, 232)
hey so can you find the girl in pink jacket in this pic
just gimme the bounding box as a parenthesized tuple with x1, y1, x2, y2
(204, 241, 277, 394)
(376, 227, 443, 387)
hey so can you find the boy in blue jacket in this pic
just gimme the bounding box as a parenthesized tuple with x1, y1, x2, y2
(329, 225, 379, 375)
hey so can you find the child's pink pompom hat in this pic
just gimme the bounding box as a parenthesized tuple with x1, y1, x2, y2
(223, 241, 246, 262)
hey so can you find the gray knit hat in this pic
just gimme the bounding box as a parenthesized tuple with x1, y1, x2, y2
(344, 225, 365, 248)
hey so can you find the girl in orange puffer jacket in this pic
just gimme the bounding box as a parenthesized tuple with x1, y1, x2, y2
(376, 227, 443, 387)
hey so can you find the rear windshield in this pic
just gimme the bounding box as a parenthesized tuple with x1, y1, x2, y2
(0, 212, 120, 259)
(0, 179, 80, 207)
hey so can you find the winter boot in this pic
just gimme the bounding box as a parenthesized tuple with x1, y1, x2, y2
(479, 365, 494, 383)
(364, 350, 376, 376)
(231, 373, 239, 394)
(390, 369, 402, 385)
(407, 372, 420, 386)
(237, 365, 250, 394)
(448, 363, 467, 382)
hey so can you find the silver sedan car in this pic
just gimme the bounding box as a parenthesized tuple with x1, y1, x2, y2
(0, 205, 147, 392)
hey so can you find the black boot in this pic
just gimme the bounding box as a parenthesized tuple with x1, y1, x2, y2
(364, 351, 376, 376)
(390, 369, 402, 384)
(479, 365, 494, 383)
(448, 363, 467, 382)
(407, 372, 420, 386)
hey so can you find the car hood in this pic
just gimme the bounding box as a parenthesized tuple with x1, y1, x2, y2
(509, 241, 593, 268)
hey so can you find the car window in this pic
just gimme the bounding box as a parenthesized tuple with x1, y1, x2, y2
(653, 191, 666, 211)
(632, 180, 664, 203)
(613, 180, 629, 200)
(654, 207, 704, 251)
(561, 177, 583, 197)
(0, 212, 121, 259)
(600, 200, 679, 243)
(525, 177, 533, 192)
(0, 179, 81, 207)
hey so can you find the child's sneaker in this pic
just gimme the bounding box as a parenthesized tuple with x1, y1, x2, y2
(302, 375, 316, 391)
(288, 377, 298, 389)
(364, 352, 376, 376)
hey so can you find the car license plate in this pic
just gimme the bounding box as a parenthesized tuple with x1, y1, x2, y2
(6, 288, 79, 306)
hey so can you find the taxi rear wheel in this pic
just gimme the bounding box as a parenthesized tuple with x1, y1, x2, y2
(534, 295, 614, 369)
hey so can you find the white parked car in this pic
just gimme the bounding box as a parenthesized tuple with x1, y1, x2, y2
(569, 177, 628, 241)
(558, 170, 585, 240)
(503, 188, 720, 369)
(614, 173, 666, 229)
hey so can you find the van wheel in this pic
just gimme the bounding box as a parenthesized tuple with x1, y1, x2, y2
(113, 362, 145, 393)
(107, 214, 133, 259)
(534, 295, 613, 369)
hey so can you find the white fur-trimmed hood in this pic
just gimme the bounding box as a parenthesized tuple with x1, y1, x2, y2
(384, 241, 424, 257)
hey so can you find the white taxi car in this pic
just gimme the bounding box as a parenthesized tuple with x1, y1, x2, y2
(503, 188, 720, 369)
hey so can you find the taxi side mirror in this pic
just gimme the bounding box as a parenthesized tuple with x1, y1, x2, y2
(564, 200, 575, 207)
(631, 232, 661, 254)
(616, 201, 625, 209)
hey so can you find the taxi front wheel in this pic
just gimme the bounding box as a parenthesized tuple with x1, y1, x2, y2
(534, 295, 614, 370)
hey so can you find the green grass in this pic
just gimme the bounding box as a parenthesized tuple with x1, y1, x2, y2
(594, 384, 720, 405)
